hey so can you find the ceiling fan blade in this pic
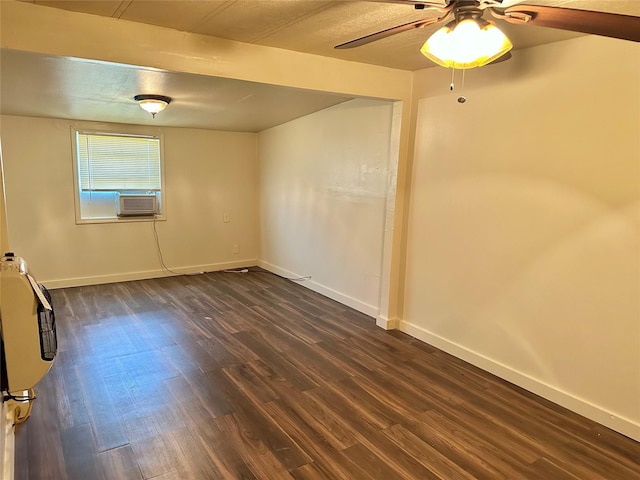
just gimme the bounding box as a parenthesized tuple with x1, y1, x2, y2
(488, 51, 512, 65)
(335, 16, 443, 49)
(502, 5, 640, 43)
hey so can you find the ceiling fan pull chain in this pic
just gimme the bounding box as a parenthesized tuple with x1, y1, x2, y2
(450, 67, 456, 91)
(458, 68, 467, 104)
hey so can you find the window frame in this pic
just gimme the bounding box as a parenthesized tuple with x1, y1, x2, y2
(71, 124, 167, 224)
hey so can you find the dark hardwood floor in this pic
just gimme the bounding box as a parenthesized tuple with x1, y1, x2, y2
(14, 269, 640, 479)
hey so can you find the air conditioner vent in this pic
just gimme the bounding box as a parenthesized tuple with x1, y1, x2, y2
(117, 194, 157, 217)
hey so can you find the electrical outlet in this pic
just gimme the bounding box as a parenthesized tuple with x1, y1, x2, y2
(233, 244, 239, 254)
(223, 212, 230, 223)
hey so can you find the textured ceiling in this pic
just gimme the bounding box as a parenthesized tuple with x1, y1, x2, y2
(3, 1, 640, 131)
(9, 0, 617, 71)
(14, 0, 640, 70)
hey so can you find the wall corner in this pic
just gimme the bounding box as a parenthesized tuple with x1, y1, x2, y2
(376, 315, 400, 330)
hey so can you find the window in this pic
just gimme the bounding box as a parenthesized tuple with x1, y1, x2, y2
(72, 128, 165, 223)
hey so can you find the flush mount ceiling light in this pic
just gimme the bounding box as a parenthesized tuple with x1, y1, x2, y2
(134, 94, 172, 118)
(420, 13, 512, 69)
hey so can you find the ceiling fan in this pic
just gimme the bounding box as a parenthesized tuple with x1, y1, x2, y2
(335, 0, 640, 69)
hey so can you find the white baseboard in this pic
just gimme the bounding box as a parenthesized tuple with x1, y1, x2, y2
(41, 259, 258, 289)
(42, 259, 381, 319)
(400, 320, 640, 442)
(256, 260, 379, 318)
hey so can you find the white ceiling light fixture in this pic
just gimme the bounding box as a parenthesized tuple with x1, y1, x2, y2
(134, 94, 172, 118)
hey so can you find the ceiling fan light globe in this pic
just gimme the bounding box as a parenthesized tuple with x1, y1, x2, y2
(420, 18, 512, 69)
(138, 99, 168, 114)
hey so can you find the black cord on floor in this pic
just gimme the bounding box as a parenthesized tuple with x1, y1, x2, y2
(151, 216, 308, 282)
(223, 267, 311, 282)
(152, 215, 204, 276)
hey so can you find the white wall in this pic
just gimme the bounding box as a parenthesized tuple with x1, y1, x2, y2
(258, 99, 395, 316)
(402, 35, 640, 440)
(0, 116, 258, 286)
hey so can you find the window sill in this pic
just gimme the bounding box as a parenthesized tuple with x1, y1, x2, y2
(75, 215, 166, 225)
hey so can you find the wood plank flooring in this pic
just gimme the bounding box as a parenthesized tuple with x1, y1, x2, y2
(14, 269, 640, 479)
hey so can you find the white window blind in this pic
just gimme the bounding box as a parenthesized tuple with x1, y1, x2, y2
(76, 132, 161, 191)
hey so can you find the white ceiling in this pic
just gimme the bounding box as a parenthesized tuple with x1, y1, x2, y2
(2, 0, 639, 131)
(0, 49, 353, 132)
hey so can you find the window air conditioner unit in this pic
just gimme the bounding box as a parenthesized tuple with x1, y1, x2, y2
(116, 194, 158, 217)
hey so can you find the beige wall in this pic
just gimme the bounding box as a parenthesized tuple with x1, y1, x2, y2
(258, 99, 395, 316)
(402, 35, 640, 440)
(0, 116, 258, 286)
